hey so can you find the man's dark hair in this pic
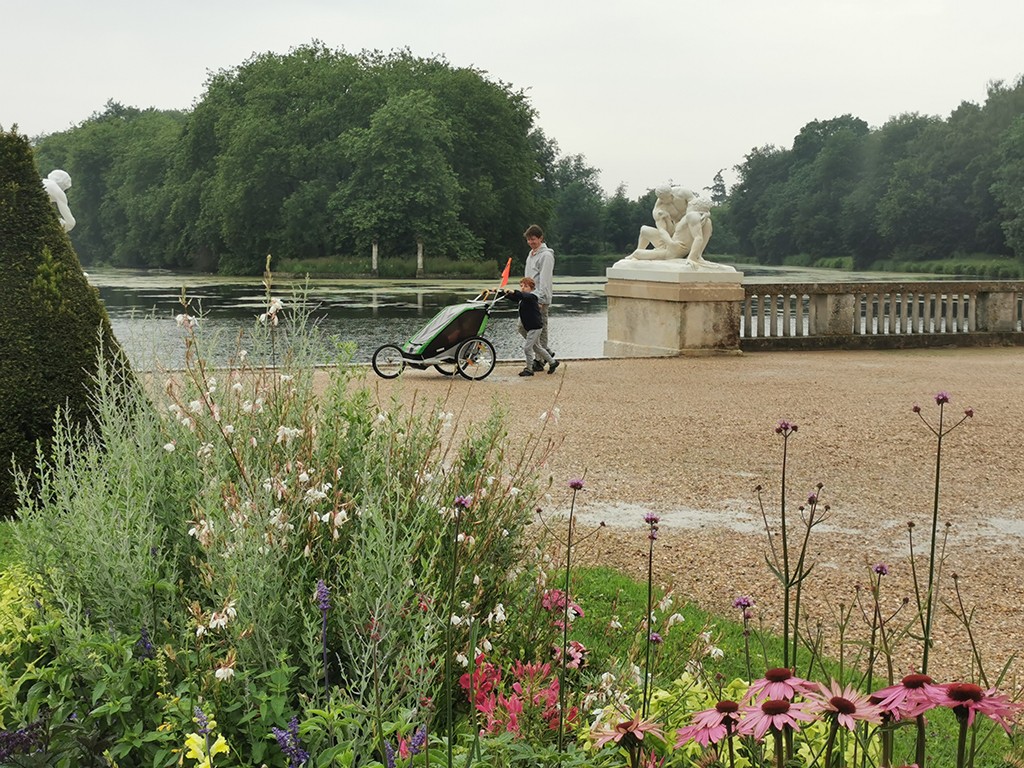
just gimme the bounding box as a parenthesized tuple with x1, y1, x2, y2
(523, 224, 544, 239)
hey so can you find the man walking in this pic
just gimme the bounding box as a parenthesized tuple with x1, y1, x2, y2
(521, 224, 554, 370)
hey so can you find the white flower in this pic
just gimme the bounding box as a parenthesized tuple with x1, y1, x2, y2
(509, 486, 520, 497)
(455, 653, 469, 667)
(209, 613, 228, 630)
(175, 313, 198, 330)
(196, 625, 207, 638)
(196, 442, 214, 459)
(666, 613, 685, 628)
(280, 374, 294, 383)
(223, 424, 234, 435)
(298, 471, 310, 484)
(450, 614, 463, 626)
(188, 400, 203, 414)
(214, 665, 235, 681)
(242, 399, 253, 413)
(207, 377, 217, 392)
(163, 442, 176, 453)
(167, 403, 181, 415)
(708, 646, 724, 660)
(239, 349, 248, 361)
(608, 616, 623, 630)
(658, 594, 674, 612)
(231, 382, 243, 394)
(276, 425, 303, 445)
(376, 412, 387, 423)
(487, 603, 507, 625)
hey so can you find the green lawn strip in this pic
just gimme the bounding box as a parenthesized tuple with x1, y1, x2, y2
(569, 566, 1012, 767)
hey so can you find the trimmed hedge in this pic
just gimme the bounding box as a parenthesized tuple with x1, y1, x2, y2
(0, 128, 130, 517)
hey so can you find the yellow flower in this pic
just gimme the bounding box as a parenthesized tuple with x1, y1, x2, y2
(209, 735, 229, 758)
(184, 733, 206, 761)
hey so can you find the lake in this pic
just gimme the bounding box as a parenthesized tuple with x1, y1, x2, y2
(88, 271, 609, 369)
(87, 264, 953, 370)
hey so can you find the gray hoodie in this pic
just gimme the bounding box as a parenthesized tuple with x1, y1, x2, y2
(524, 243, 554, 305)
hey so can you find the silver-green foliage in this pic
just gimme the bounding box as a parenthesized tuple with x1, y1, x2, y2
(11, 293, 544, 759)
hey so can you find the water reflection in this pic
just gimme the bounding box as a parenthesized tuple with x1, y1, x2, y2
(91, 272, 608, 370)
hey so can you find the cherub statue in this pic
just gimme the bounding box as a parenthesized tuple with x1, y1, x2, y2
(42, 169, 76, 232)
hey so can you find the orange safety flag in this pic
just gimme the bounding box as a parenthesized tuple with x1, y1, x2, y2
(498, 257, 512, 288)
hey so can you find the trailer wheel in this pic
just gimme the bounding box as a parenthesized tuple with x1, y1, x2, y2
(434, 360, 457, 376)
(371, 344, 406, 379)
(455, 337, 496, 381)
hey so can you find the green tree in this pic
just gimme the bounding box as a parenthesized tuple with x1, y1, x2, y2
(0, 128, 130, 517)
(992, 114, 1024, 260)
(330, 90, 479, 261)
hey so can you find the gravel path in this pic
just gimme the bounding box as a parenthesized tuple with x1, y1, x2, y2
(355, 347, 1024, 683)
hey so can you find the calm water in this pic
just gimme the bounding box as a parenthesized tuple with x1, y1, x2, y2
(88, 264, 952, 370)
(89, 272, 609, 369)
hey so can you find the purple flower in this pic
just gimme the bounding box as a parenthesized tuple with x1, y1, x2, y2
(135, 627, 155, 659)
(454, 495, 472, 509)
(912, 404, 922, 413)
(964, 407, 974, 418)
(0, 719, 45, 762)
(775, 420, 798, 435)
(316, 579, 331, 614)
(194, 707, 211, 736)
(410, 724, 427, 754)
(873, 563, 889, 576)
(807, 493, 818, 505)
(272, 716, 309, 768)
(732, 595, 754, 610)
(384, 740, 396, 768)
(649, 632, 664, 644)
(935, 391, 951, 405)
(568, 478, 585, 490)
(644, 512, 660, 525)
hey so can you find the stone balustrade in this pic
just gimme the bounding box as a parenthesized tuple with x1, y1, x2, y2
(741, 281, 1024, 350)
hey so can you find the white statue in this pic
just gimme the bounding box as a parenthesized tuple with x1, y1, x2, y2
(42, 169, 76, 232)
(624, 184, 735, 272)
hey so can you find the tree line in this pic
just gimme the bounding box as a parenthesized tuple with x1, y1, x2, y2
(31, 43, 652, 274)
(30, 42, 1024, 275)
(723, 76, 1024, 274)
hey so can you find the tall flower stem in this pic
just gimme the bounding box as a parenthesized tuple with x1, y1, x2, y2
(641, 512, 659, 718)
(823, 718, 839, 767)
(444, 500, 465, 768)
(779, 430, 792, 670)
(921, 398, 945, 675)
(955, 711, 969, 768)
(558, 481, 582, 753)
(772, 728, 785, 768)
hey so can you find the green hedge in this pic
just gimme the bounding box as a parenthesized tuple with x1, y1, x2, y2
(0, 128, 130, 517)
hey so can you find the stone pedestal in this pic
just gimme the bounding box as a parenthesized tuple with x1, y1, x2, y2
(604, 265, 745, 356)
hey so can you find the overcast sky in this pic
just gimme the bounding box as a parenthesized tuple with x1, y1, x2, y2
(4, 0, 1022, 197)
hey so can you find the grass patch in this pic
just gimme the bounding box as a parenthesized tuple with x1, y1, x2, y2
(275, 255, 502, 279)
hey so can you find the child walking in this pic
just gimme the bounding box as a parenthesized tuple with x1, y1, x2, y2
(502, 277, 560, 377)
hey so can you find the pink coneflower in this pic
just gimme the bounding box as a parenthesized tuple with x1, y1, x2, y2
(936, 682, 1021, 733)
(675, 700, 743, 747)
(592, 714, 665, 751)
(807, 680, 884, 731)
(870, 674, 945, 721)
(736, 698, 817, 740)
(745, 667, 816, 702)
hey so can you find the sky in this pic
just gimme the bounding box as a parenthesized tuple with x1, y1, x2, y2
(3, 0, 1023, 198)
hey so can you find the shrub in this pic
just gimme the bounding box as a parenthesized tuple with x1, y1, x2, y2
(0, 128, 130, 518)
